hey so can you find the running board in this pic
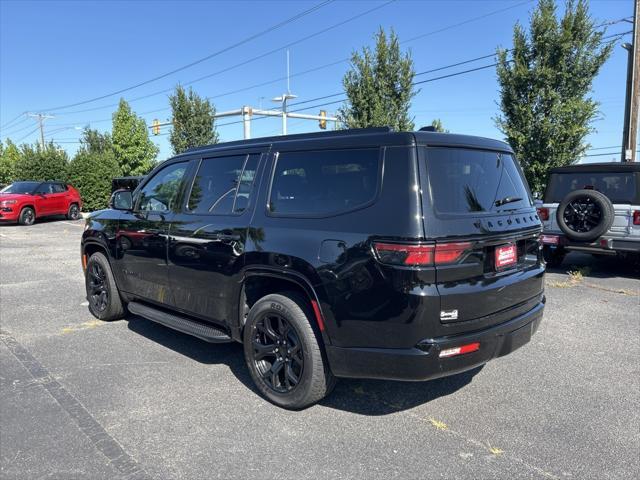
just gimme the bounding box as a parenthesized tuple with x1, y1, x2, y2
(128, 302, 232, 343)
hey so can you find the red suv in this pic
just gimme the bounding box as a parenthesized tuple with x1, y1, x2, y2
(0, 181, 82, 225)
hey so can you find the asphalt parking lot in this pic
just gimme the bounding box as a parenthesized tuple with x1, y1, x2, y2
(1, 219, 638, 480)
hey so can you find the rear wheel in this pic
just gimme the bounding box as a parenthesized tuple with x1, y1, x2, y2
(85, 252, 125, 321)
(18, 207, 35, 226)
(243, 292, 335, 409)
(66, 203, 80, 220)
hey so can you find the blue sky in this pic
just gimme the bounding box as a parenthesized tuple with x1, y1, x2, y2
(0, 0, 633, 163)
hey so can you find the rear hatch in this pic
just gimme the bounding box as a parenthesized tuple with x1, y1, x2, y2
(418, 146, 544, 332)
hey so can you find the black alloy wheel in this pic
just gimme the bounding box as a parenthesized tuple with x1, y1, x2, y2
(556, 189, 614, 242)
(243, 292, 335, 409)
(252, 314, 304, 393)
(562, 197, 602, 234)
(87, 260, 109, 313)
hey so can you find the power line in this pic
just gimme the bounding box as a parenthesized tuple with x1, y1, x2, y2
(0, 113, 26, 131)
(15, 126, 41, 143)
(38, 0, 530, 118)
(36, 0, 336, 112)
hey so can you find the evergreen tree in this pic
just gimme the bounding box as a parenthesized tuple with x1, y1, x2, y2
(169, 85, 218, 154)
(339, 28, 417, 131)
(495, 0, 613, 193)
(112, 99, 158, 176)
(430, 119, 448, 133)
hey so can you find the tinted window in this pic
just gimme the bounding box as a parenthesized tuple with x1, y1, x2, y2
(425, 148, 532, 214)
(187, 154, 259, 215)
(545, 172, 637, 204)
(0, 182, 40, 194)
(35, 183, 55, 194)
(52, 183, 66, 193)
(137, 162, 187, 212)
(269, 148, 379, 216)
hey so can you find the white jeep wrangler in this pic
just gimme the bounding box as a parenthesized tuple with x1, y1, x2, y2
(537, 162, 640, 267)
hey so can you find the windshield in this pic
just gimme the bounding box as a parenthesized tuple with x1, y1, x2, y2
(545, 172, 638, 204)
(424, 148, 532, 215)
(0, 182, 40, 194)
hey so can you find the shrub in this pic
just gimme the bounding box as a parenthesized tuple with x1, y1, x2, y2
(68, 149, 121, 212)
(14, 142, 69, 182)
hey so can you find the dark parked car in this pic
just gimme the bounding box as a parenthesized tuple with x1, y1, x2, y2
(537, 163, 640, 267)
(111, 176, 144, 193)
(0, 181, 82, 225)
(81, 127, 545, 409)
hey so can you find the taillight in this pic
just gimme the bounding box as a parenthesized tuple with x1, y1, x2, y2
(373, 242, 471, 266)
(633, 210, 640, 225)
(537, 207, 549, 221)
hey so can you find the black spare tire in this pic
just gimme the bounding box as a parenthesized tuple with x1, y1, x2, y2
(556, 189, 614, 242)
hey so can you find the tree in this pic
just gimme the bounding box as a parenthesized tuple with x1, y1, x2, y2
(14, 142, 69, 182)
(430, 119, 448, 133)
(68, 128, 122, 211)
(169, 85, 218, 154)
(0, 139, 21, 185)
(495, 0, 613, 193)
(339, 28, 417, 131)
(112, 99, 158, 176)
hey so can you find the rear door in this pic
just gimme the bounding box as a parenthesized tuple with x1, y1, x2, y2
(50, 182, 69, 214)
(33, 182, 58, 215)
(419, 146, 544, 325)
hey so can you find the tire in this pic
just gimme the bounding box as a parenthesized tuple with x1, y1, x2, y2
(556, 189, 614, 242)
(85, 252, 125, 321)
(18, 207, 35, 226)
(543, 246, 565, 268)
(243, 292, 335, 409)
(66, 203, 81, 220)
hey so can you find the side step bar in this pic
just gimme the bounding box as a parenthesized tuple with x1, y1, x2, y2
(128, 302, 232, 343)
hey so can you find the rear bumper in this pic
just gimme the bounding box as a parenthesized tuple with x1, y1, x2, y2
(326, 299, 544, 381)
(542, 233, 640, 254)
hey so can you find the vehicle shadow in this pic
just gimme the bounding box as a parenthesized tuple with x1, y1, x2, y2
(547, 251, 640, 280)
(126, 314, 481, 415)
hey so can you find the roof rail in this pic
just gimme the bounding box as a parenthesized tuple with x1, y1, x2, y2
(183, 127, 394, 154)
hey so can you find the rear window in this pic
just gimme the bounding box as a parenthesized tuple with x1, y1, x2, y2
(545, 172, 638, 204)
(269, 148, 380, 216)
(424, 148, 532, 214)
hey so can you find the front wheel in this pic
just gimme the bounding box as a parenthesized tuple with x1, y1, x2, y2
(66, 203, 81, 220)
(85, 252, 125, 321)
(243, 292, 335, 409)
(18, 207, 35, 226)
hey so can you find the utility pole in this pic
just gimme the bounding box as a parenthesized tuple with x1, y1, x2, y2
(621, 0, 639, 162)
(27, 113, 54, 149)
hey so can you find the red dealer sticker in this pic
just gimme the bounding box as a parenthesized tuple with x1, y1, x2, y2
(495, 244, 517, 269)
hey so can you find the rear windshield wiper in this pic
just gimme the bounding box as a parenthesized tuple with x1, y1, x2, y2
(495, 196, 523, 207)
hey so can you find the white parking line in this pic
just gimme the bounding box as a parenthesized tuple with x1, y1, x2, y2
(60, 221, 84, 228)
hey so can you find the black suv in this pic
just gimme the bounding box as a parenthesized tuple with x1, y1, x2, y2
(82, 127, 545, 409)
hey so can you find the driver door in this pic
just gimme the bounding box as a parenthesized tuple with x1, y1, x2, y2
(114, 161, 190, 306)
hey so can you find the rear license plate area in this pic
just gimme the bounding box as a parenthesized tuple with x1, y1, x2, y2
(495, 243, 517, 270)
(540, 234, 559, 245)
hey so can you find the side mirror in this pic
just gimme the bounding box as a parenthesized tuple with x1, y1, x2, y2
(110, 189, 133, 211)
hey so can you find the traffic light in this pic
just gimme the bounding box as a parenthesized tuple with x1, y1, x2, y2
(319, 110, 327, 130)
(152, 119, 160, 135)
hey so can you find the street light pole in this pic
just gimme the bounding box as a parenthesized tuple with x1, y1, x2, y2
(621, 0, 639, 162)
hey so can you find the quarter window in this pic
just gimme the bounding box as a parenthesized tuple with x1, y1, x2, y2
(137, 162, 187, 212)
(187, 154, 260, 215)
(269, 148, 380, 216)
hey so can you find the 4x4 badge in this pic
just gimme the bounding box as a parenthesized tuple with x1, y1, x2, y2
(440, 310, 458, 321)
